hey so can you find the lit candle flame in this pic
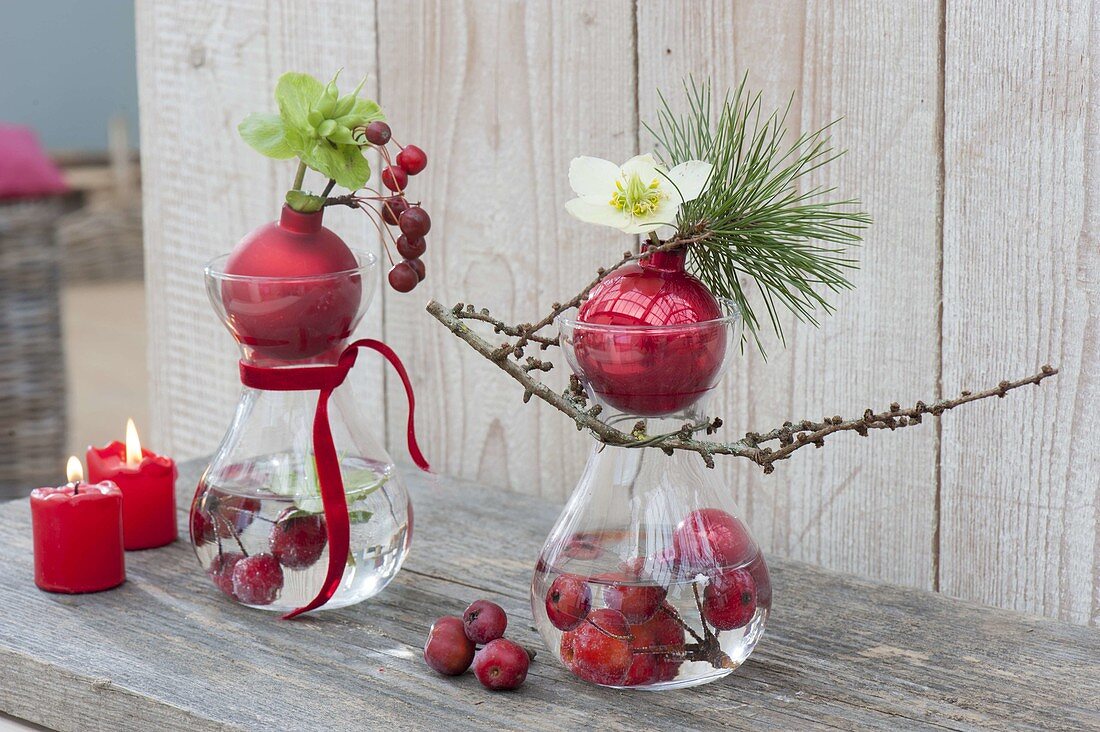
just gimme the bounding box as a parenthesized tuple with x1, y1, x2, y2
(66, 456, 84, 483)
(125, 418, 143, 467)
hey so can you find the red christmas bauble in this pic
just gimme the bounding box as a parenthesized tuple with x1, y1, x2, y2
(574, 247, 727, 416)
(221, 205, 363, 362)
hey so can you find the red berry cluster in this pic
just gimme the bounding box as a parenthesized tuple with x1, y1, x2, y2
(357, 120, 431, 293)
(424, 599, 531, 691)
(193, 494, 328, 607)
(544, 507, 764, 687)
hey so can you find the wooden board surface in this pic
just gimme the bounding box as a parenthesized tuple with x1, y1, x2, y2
(0, 461, 1097, 732)
(939, 0, 1100, 625)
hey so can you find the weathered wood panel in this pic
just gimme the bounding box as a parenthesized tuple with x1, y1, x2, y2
(135, 0, 386, 460)
(637, 0, 943, 590)
(375, 0, 636, 496)
(940, 0, 1100, 625)
(135, 1, 1098, 624)
(0, 461, 1096, 731)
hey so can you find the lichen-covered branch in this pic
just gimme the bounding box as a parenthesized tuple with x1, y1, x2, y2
(426, 299, 1058, 473)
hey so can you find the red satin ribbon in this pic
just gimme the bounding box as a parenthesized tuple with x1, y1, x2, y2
(239, 338, 429, 619)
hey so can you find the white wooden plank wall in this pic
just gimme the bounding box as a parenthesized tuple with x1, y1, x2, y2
(137, 0, 1098, 624)
(940, 0, 1098, 626)
(135, 0, 387, 460)
(375, 0, 636, 496)
(638, 0, 942, 592)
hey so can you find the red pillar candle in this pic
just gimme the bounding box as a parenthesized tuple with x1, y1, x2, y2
(31, 457, 126, 593)
(86, 419, 178, 550)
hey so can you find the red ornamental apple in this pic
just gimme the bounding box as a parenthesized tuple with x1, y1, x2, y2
(208, 552, 245, 599)
(220, 205, 363, 362)
(424, 616, 476, 676)
(747, 552, 772, 609)
(545, 574, 592, 631)
(269, 509, 327, 570)
(208, 494, 261, 539)
(672, 507, 755, 571)
(561, 608, 633, 686)
(472, 638, 529, 691)
(598, 571, 666, 624)
(625, 603, 685, 685)
(231, 553, 284, 606)
(190, 498, 211, 546)
(573, 247, 727, 417)
(462, 599, 508, 644)
(396, 145, 428, 175)
(381, 165, 408, 192)
(702, 567, 757, 630)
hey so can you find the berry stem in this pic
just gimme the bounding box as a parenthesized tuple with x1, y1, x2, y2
(211, 510, 249, 557)
(584, 616, 632, 642)
(631, 643, 688, 657)
(692, 582, 716, 642)
(357, 202, 397, 266)
(659, 602, 705, 644)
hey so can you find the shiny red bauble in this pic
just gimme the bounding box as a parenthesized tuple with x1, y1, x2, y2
(573, 246, 727, 416)
(221, 205, 362, 362)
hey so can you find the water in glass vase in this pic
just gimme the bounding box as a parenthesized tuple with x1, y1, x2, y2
(190, 453, 411, 612)
(532, 531, 771, 690)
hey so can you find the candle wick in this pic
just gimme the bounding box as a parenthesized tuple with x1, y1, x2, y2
(70, 481, 80, 496)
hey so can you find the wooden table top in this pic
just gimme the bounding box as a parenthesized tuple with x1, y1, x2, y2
(1, 461, 1097, 731)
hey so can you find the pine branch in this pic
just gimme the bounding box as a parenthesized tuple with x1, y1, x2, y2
(426, 298, 1058, 473)
(648, 78, 870, 355)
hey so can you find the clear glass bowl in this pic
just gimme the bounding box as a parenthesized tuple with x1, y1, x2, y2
(190, 252, 412, 613)
(531, 306, 770, 690)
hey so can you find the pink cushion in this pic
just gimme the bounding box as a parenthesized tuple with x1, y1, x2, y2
(0, 124, 68, 199)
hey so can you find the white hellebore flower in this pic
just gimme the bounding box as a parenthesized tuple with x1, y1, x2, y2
(565, 153, 712, 235)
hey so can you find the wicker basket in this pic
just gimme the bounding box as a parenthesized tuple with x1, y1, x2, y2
(0, 198, 66, 499)
(57, 201, 143, 283)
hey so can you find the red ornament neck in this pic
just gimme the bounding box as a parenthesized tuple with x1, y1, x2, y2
(640, 245, 686, 273)
(279, 204, 324, 234)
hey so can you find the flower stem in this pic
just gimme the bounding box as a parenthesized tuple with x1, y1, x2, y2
(321, 178, 336, 197)
(292, 160, 307, 191)
(647, 231, 662, 249)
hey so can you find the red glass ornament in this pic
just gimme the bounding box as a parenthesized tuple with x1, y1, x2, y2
(220, 205, 362, 362)
(574, 247, 727, 416)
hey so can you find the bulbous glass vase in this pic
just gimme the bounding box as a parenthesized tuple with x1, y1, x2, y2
(190, 250, 412, 613)
(530, 305, 770, 690)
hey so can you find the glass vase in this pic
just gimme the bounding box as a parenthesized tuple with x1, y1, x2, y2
(190, 251, 412, 613)
(530, 305, 770, 690)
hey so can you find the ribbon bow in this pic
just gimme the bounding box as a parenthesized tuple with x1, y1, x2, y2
(239, 339, 429, 619)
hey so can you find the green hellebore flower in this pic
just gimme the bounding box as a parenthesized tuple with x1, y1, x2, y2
(238, 70, 384, 191)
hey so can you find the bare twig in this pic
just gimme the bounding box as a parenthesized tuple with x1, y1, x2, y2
(490, 240, 685, 360)
(453, 305, 558, 348)
(426, 298, 1057, 473)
